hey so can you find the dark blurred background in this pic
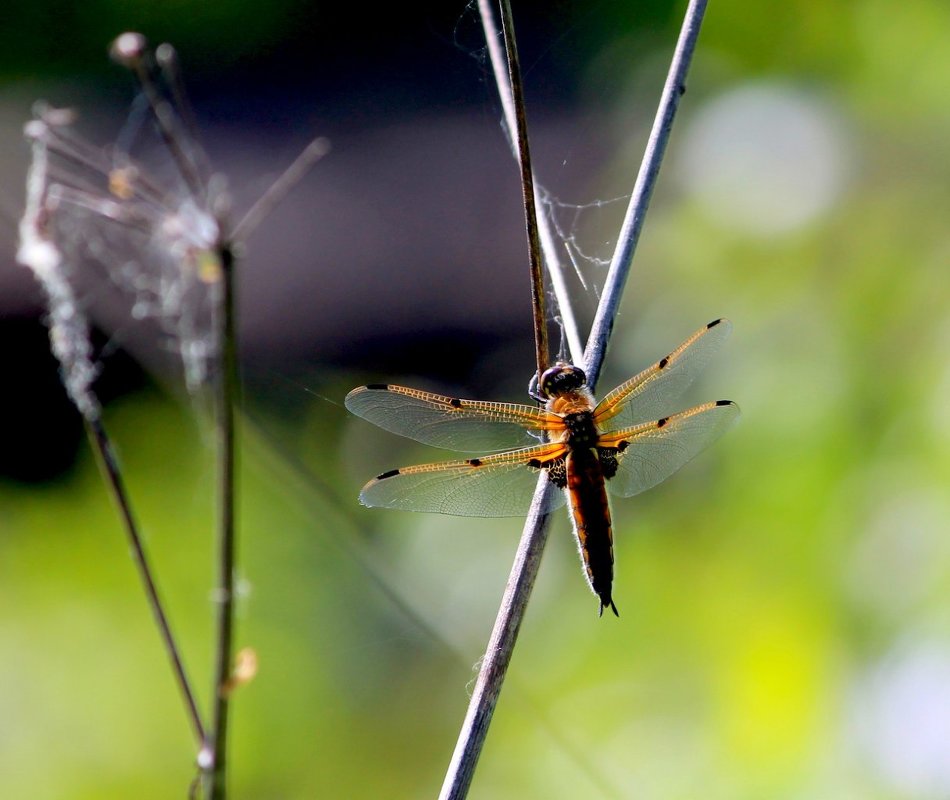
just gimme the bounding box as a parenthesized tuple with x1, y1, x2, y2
(2, 1, 950, 798)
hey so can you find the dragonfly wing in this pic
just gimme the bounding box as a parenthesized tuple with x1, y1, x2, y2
(359, 443, 568, 517)
(595, 319, 732, 431)
(599, 400, 739, 498)
(345, 384, 555, 452)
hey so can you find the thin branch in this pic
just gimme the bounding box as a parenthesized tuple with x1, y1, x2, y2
(110, 33, 206, 203)
(86, 416, 206, 745)
(154, 43, 211, 182)
(583, 0, 709, 389)
(206, 237, 239, 800)
(477, 0, 584, 364)
(110, 33, 242, 796)
(439, 1, 710, 797)
(203, 118, 331, 800)
(498, 1, 548, 378)
(232, 136, 331, 243)
(438, 479, 556, 800)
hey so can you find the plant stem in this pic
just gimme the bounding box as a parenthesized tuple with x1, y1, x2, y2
(477, 0, 584, 364)
(498, 0, 549, 378)
(86, 416, 206, 745)
(207, 239, 239, 800)
(438, 480, 556, 800)
(439, 1, 710, 797)
(583, 0, 709, 390)
(232, 136, 331, 243)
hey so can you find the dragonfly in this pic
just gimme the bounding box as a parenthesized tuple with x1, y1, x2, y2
(345, 319, 739, 616)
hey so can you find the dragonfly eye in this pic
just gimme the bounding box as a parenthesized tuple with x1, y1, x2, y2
(539, 363, 587, 397)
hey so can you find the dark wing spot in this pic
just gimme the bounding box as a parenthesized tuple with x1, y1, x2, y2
(468, 458, 482, 467)
(617, 440, 629, 452)
(658, 356, 669, 369)
(715, 399, 733, 407)
(547, 457, 567, 489)
(449, 397, 462, 408)
(707, 318, 722, 329)
(365, 383, 390, 391)
(657, 417, 669, 428)
(527, 458, 541, 469)
(376, 469, 400, 480)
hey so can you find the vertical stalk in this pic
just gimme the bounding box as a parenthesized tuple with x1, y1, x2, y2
(207, 240, 239, 800)
(477, 0, 584, 363)
(498, 0, 548, 378)
(583, 0, 709, 389)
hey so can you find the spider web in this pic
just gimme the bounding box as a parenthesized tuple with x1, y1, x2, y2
(17, 99, 223, 413)
(453, 6, 632, 361)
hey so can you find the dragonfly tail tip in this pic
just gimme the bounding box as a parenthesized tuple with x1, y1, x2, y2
(598, 598, 620, 618)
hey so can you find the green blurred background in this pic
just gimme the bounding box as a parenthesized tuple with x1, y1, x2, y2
(2, 1, 950, 798)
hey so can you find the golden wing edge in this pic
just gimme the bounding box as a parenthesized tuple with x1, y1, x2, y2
(594, 318, 733, 427)
(598, 399, 740, 499)
(357, 443, 568, 518)
(344, 384, 559, 452)
(345, 384, 551, 426)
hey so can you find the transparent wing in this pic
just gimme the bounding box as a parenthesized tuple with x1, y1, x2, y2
(594, 319, 732, 431)
(359, 443, 568, 517)
(598, 400, 739, 498)
(345, 384, 557, 452)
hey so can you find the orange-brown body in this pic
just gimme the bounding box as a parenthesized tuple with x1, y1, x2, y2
(547, 386, 618, 616)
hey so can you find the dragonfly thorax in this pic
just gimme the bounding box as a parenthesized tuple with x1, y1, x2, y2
(562, 410, 599, 448)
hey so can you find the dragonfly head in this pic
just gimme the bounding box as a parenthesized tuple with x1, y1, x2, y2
(538, 363, 588, 398)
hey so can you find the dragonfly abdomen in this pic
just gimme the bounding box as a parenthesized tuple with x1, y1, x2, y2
(565, 448, 618, 617)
